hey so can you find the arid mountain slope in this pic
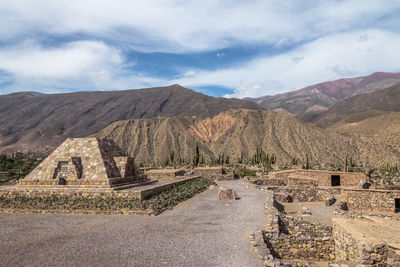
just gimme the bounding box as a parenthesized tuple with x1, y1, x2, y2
(328, 112, 400, 137)
(0, 85, 263, 152)
(246, 72, 400, 117)
(310, 82, 400, 127)
(96, 109, 400, 167)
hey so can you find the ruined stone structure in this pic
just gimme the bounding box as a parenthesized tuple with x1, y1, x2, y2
(17, 138, 148, 190)
(333, 217, 400, 265)
(344, 188, 400, 213)
(269, 169, 364, 187)
(260, 190, 400, 266)
(194, 166, 227, 176)
(262, 191, 335, 263)
(145, 169, 186, 180)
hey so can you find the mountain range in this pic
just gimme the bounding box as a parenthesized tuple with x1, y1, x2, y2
(2, 71, 400, 168)
(245, 72, 400, 122)
(310, 82, 400, 126)
(0, 85, 262, 152)
(96, 109, 400, 167)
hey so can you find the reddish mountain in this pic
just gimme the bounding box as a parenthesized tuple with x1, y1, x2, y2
(246, 72, 400, 116)
(310, 81, 400, 127)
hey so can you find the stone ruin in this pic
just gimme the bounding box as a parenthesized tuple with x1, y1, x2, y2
(17, 138, 148, 190)
(245, 169, 400, 266)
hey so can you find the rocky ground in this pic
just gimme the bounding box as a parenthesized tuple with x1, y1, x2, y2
(0, 180, 266, 267)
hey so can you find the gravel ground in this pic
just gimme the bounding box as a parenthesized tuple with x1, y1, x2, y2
(0, 180, 266, 267)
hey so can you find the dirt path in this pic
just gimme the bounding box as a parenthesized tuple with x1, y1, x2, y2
(0, 180, 266, 267)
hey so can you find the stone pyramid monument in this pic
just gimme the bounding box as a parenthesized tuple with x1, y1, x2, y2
(18, 138, 148, 190)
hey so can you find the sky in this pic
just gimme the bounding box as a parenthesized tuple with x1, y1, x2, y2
(0, 0, 400, 98)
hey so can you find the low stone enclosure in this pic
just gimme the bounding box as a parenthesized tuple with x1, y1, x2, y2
(144, 169, 186, 180)
(344, 188, 400, 213)
(269, 169, 364, 187)
(260, 190, 400, 266)
(333, 216, 400, 265)
(245, 169, 400, 266)
(262, 191, 335, 263)
(263, 169, 400, 214)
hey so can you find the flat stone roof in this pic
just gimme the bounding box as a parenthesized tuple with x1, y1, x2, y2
(333, 216, 400, 248)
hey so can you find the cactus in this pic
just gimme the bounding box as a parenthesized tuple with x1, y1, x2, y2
(193, 144, 200, 167)
(303, 153, 309, 169)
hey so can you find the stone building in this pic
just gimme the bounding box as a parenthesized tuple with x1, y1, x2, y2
(269, 169, 364, 187)
(17, 138, 148, 190)
(344, 188, 400, 213)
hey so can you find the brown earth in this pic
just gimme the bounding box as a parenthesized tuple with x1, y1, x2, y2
(0, 84, 263, 153)
(96, 109, 400, 167)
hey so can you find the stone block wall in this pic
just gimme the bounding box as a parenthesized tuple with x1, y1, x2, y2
(333, 221, 400, 265)
(270, 187, 341, 202)
(286, 176, 319, 187)
(270, 169, 364, 187)
(19, 138, 147, 188)
(344, 188, 400, 212)
(145, 169, 186, 180)
(263, 191, 335, 262)
(268, 215, 335, 261)
(194, 167, 226, 175)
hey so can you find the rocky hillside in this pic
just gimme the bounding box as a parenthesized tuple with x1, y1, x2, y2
(0, 85, 263, 152)
(327, 111, 395, 135)
(310, 82, 400, 127)
(96, 109, 400, 168)
(245, 72, 400, 118)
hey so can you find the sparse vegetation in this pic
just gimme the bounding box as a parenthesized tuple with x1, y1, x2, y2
(344, 155, 356, 172)
(250, 147, 276, 173)
(302, 153, 310, 169)
(0, 153, 43, 186)
(0, 177, 214, 215)
(235, 167, 257, 177)
(193, 144, 200, 167)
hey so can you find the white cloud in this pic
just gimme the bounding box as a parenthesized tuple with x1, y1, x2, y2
(0, 1, 399, 95)
(0, 41, 122, 79)
(0, 0, 399, 53)
(171, 29, 400, 98)
(0, 40, 166, 94)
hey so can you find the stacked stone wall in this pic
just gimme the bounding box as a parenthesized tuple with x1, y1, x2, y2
(333, 222, 400, 265)
(270, 170, 364, 187)
(270, 187, 341, 202)
(145, 169, 186, 180)
(18, 138, 147, 188)
(194, 167, 226, 175)
(0, 176, 200, 201)
(344, 188, 400, 212)
(262, 191, 335, 263)
(268, 215, 335, 261)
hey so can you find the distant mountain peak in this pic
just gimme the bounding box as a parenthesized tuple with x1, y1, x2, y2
(246, 72, 400, 117)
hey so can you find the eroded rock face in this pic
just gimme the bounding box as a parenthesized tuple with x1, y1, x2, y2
(217, 187, 239, 200)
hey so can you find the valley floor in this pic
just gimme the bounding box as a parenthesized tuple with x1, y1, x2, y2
(0, 180, 266, 267)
